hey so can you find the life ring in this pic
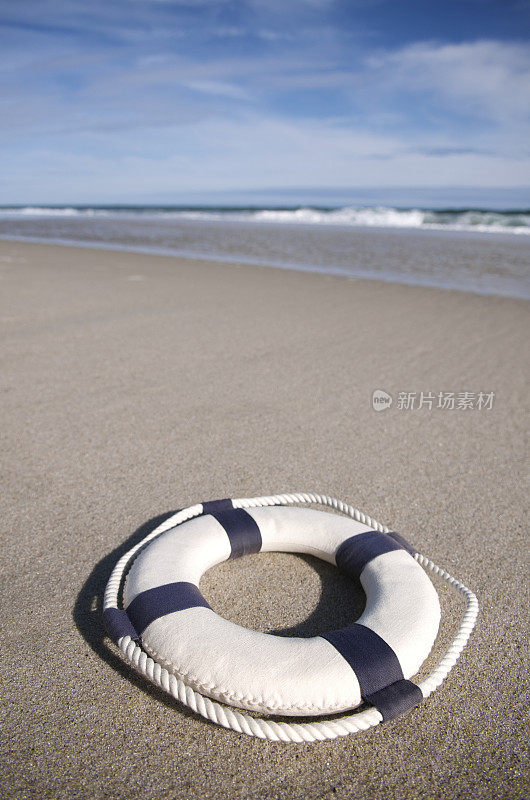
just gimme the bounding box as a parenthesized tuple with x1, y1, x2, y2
(103, 493, 478, 742)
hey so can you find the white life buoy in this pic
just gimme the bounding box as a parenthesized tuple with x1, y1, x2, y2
(103, 493, 478, 742)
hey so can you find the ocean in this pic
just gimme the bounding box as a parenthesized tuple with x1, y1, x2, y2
(1, 205, 529, 298)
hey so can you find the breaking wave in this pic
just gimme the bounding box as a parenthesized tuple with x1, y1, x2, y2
(0, 204, 529, 233)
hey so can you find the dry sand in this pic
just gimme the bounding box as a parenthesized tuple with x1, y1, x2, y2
(1, 240, 528, 800)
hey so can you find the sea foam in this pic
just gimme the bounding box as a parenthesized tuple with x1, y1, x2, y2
(0, 204, 529, 234)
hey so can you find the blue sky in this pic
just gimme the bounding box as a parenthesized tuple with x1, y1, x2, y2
(1, 0, 529, 204)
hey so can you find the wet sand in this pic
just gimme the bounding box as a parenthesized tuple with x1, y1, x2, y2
(1, 240, 528, 799)
(2, 213, 530, 298)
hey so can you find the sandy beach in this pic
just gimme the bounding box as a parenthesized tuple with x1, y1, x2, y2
(1, 239, 528, 799)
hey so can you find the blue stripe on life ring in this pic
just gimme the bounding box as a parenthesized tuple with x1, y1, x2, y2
(321, 623, 423, 721)
(322, 622, 404, 697)
(201, 498, 234, 515)
(364, 679, 423, 722)
(386, 529, 417, 555)
(103, 607, 140, 644)
(206, 507, 262, 559)
(126, 582, 211, 636)
(335, 530, 412, 579)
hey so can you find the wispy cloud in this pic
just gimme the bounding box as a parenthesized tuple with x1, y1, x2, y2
(366, 40, 530, 121)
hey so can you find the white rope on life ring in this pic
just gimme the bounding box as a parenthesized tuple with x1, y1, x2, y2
(103, 492, 478, 742)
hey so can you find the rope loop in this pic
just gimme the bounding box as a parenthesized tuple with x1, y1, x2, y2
(103, 492, 478, 742)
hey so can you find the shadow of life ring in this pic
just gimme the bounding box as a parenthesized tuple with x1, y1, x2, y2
(103, 492, 478, 742)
